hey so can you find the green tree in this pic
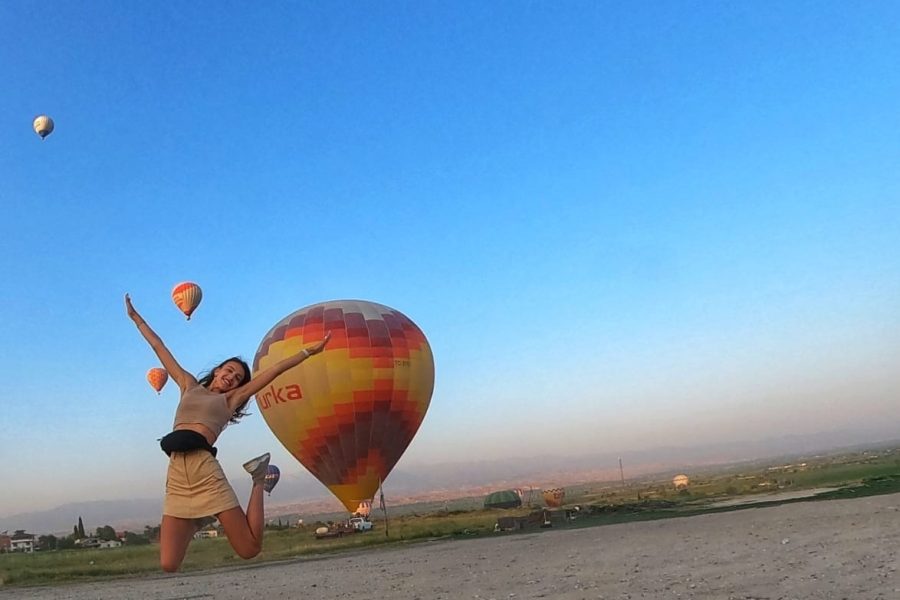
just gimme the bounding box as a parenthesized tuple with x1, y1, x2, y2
(58, 535, 76, 550)
(124, 531, 150, 546)
(36, 534, 57, 550)
(143, 524, 160, 542)
(77, 516, 85, 538)
(96, 525, 117, 541)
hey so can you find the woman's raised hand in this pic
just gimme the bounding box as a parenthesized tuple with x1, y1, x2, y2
(125, 293, 145, 326)
(307, 331, 332, 356)
(125, 294, 138, 319)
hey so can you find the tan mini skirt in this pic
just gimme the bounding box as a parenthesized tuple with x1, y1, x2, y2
(163, 450, 240, 519)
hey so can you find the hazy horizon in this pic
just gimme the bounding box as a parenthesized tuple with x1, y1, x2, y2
(3, 3, 899, 517)
(3, 425, 897, 523)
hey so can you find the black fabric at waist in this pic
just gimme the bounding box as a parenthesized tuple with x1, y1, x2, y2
(160, 430, 218, 457)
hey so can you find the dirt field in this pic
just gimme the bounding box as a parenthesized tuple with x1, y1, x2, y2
(4, 492, 899, 600)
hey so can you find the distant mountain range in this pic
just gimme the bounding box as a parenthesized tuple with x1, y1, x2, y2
(4, 428, 898, 535)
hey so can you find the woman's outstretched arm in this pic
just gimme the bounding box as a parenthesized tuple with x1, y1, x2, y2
(125, 294, 197, 391)
(229, 332, 331, 403)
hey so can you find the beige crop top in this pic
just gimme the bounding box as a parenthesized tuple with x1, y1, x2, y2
(173, 382, 233, 438)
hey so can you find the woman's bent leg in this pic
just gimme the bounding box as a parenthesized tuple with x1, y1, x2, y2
(159, 515, 197, 572)
(217, 482, 265, 559)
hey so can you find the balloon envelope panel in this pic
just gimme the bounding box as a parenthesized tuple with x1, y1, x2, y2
(253, 300, 434, 512)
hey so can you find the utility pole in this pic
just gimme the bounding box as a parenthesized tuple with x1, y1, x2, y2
(619, 457, 626, 486)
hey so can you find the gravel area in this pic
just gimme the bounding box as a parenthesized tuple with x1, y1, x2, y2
(4, 492, 899, 600)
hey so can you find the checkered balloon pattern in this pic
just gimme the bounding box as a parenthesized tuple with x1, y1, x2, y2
(253, 300, 435, 512)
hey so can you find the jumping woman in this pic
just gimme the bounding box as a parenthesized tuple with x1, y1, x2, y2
(125, 294, 330, 572)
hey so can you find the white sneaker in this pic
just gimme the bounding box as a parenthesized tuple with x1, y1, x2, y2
(243, 452, 271, 484)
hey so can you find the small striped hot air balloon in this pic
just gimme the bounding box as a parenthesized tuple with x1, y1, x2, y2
(33, 115, 54, 140)
(171, 282, 202, 320)
(147, 368, 169, 394)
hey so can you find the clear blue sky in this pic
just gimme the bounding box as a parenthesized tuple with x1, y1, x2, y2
(2, 2, 899, 516)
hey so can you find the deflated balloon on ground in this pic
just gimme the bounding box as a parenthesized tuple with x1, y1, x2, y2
(484, 490, 523, 509)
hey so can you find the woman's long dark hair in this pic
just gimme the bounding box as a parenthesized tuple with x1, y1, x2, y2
(198, 356, 252, 424)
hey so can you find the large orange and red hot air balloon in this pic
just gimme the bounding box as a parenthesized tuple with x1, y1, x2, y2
(171, 282, 202, 320)
(147, 368, 169, 394)
(253, 300, 434, 512)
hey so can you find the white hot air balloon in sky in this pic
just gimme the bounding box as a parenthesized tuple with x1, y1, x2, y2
(33, 115, 55, 140)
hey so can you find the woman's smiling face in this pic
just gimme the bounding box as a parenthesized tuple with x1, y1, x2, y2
(209, 360, 247, 392)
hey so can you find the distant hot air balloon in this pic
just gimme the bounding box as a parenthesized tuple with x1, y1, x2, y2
(33, 115, 54, 140)
(264, 465, 280, 495)
(253, 300, 435, 512)
(673, 474, 690, 489)
(147, 368, 169, 394)
(171, 282, 202, 320)
(543, 488, 566, 508)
